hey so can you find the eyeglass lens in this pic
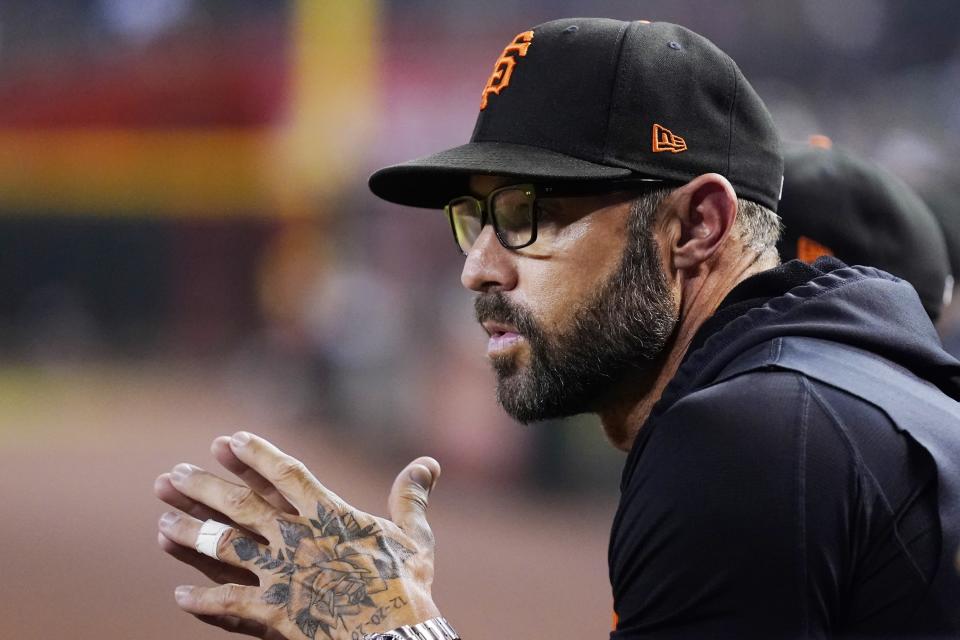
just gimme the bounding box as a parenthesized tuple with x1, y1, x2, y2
(446, 186, 535, 254)
(447, 197, 482, 254)
(489, 187, 534, 248)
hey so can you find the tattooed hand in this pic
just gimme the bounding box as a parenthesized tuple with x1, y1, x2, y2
(155, 432, 442, 640)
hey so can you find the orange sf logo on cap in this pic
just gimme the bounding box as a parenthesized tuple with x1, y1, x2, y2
(480, 30, 534, 110)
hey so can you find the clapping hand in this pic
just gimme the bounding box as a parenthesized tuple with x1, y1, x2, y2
(155, 432, 442, 639)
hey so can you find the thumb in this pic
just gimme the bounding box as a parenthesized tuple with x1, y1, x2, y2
(388, 456, 441, 548)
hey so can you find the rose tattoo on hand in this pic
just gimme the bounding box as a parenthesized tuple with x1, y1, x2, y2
(234, 506, 416, 638)
(156, 433, 443, 640)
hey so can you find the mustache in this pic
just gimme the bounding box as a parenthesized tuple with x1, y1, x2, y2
(474, 293, 540, 338)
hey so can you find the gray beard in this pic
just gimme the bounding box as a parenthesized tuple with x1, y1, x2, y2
(474, 216, 676, 424)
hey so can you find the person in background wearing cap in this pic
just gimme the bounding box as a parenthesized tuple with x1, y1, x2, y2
(778, 138, 953, 321)
(154, 18, 960, 639)
(920, 180, 960, 352)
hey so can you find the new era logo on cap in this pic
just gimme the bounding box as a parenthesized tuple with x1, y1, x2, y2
(652, 124, 687, 153)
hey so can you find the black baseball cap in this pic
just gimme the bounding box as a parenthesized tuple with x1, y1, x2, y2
(369, 18, 783, 211)
(778, 142, 951, 320)
(918, 181, 960, 288)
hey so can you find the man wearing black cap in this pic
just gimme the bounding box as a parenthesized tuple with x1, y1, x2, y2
(778, 141, 952, 321)
(922, 180, 960, 352)
(156, 18, 960, 639)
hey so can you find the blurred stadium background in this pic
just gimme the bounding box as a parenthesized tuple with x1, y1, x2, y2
(0, 1, 958, 638)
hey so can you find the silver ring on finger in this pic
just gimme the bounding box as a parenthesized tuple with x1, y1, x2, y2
(195, 519, 233, 559)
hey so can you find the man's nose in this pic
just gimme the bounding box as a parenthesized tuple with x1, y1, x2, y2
(460, 225, 518, 293)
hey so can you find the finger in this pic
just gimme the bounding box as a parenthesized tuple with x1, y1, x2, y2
(212, 436, 297, 514)
(388, 456, 440, 548)
(159, 511, 268, 571)
(174, 584, 267, 623)
(157, 532, 258, 587)
(194, 614, 285, 639)
(227, 431, 341, 514)
(156, 473, 233, 523)
(156, 474, 269, 544)
(168, 463, 281, 536)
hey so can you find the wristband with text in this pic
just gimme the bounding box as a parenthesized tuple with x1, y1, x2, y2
(362, 616, 459, 640)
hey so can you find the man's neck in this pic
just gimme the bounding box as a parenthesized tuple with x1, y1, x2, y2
(598, 249, 778, 452)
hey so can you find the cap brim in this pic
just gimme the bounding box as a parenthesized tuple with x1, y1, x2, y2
(368, 141, 634, 208)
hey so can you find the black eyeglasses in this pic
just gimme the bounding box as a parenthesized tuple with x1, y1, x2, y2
(444, 179, 665, 255)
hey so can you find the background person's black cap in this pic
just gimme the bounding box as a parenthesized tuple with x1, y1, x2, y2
(917, 180, 960, 290)
(369, 18, 783, 211)
(778, 141, 951, 321)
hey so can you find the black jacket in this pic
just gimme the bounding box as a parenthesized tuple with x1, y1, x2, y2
(610, 259, 960, 638)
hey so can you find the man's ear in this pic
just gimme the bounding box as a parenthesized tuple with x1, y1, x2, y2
(668, 173, 738, 271)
